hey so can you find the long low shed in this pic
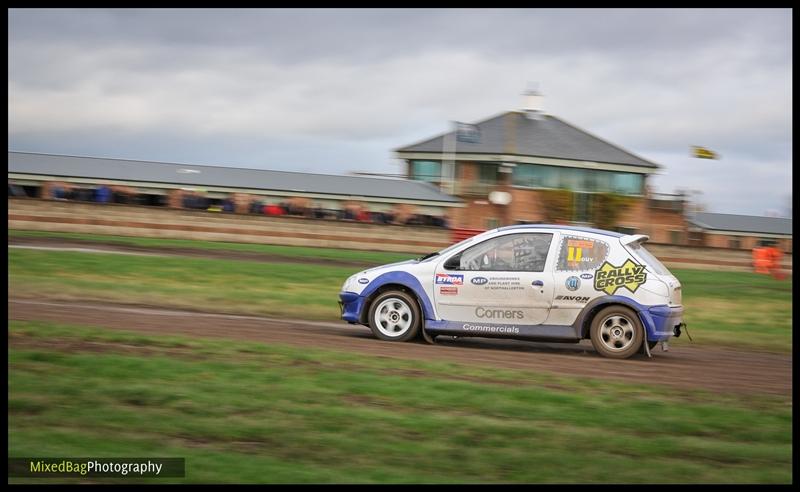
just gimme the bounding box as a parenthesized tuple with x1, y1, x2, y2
(8, 151, 464, 216)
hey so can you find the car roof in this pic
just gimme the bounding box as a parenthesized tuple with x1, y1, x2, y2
(494, 224, 625, 238)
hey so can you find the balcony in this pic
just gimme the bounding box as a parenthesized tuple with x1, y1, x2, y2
(453, 182, 495, 196)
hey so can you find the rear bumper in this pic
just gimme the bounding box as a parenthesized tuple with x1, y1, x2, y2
(642, 305, 684, 342)
(339, 291, 365, 324)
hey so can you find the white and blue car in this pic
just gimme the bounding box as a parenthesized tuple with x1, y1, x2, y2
(339, 225, 685, 359)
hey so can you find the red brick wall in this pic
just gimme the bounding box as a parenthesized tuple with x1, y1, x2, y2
(453, 187, 687, 237)
(508, 189, 547, 224)
(450, 199, 505, 229)
(613, 199, 687, 244)
(705, 233, 792, 253)
(458, 161, 478, 182)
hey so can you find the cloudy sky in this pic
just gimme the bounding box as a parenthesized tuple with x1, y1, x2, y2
(8, 8, 793, 216)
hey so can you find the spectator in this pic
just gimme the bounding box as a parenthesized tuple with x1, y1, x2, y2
(263, 202, 285, 216)
(75, 188, 93, 201)
(52, 184, 66, 200)
(182, 192, 193, 209)
(753, 243, 770, 274)
(95, 184, 111, 203)
(766, 243, 786, 280)
(8, 183, 27, 197)
(312, 202, 326, 219)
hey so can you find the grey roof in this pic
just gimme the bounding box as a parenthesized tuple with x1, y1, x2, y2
(688, 212, 792, 235)
(396, 111, 659, 170)
(8, 151, 461, 204)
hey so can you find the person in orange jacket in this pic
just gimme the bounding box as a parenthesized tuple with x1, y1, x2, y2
(767, 244, 786, 280)
(753, 244, 770, 274)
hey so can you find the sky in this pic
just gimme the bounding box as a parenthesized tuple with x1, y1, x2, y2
(8, 8, 793, 216)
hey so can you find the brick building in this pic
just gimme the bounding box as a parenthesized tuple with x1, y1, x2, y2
(687, 212, 792, 253)
(395, 92, 688, 243)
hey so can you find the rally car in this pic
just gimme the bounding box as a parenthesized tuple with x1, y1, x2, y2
(338, 225, 685, 359)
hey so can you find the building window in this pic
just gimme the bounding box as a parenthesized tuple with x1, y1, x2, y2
(486, 217, 500, 229)
(478, 164, 499, 184)
(512, 163, 542, 187)
(585, 169, 613, 192)
(410, 160, 441, 182)
(511, 163, 643, 195)
(729, 238, 741, 249)
(612, 173, 643, 195)
(688, 231, 704, 245)
(670, 230, 682, 245)
(512, 163, 559, 188)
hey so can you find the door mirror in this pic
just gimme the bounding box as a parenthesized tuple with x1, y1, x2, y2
(443, 253, 461, 270)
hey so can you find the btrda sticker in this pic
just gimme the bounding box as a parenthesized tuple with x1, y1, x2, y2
(594, 259, 647, 295)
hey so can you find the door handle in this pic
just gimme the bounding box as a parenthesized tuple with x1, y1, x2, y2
(532, 280, 544, 287)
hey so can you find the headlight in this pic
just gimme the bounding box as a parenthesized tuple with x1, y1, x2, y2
(342, 274, 357, 292)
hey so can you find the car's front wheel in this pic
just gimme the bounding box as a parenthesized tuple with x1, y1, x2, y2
(590, 305, 644, 359)
(367, 290, 420, 342)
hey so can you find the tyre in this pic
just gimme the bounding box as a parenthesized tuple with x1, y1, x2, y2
(367, 290, 421, 342)
(589, 305, 644, 359)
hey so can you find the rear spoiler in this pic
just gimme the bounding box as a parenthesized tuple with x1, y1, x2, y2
(620, 234, 650, 246)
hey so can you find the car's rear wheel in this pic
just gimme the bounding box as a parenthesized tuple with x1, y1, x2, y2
(368, 290, 420, 342)
(590, 305, 644, 359)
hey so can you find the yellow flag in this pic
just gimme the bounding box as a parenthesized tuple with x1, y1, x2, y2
(691, 146, 719, 159)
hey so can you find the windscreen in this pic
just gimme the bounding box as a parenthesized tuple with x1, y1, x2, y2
(625, 242, 671, 276)
(418, 235, 477, 262)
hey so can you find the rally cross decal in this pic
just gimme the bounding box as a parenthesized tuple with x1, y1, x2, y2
(593, 259, 647, 295)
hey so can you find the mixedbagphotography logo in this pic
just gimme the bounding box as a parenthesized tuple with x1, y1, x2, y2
(8, 458, 186, 478)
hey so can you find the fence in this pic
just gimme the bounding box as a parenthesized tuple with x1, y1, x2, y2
(7, 198, 792, 272)
(8, 198, 452, 254)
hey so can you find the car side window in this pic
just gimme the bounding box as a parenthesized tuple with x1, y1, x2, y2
(447, 233, 553, 272)
(555, 235, 610, 271)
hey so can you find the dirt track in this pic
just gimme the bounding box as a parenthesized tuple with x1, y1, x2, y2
(8, 298, 791, 398)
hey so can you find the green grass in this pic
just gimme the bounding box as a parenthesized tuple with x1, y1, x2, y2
(8, 248, 353, 320)
(671, 269, 792, 352)
(8, 229, 418, 265)
(8, 320, 792, 484)
(8, 246, 793, 352)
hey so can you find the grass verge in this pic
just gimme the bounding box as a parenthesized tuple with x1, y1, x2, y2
(8, 320, 792, 484)
(8, 229, 418, 265)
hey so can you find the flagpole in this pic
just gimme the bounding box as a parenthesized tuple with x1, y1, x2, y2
(442, 121, 457, 195)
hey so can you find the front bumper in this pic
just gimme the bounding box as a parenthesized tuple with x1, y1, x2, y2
(641, 305, 685, 342)
(339, 291, 365, 324)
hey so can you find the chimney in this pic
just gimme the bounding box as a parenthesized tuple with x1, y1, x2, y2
(523, 86, 545, 120)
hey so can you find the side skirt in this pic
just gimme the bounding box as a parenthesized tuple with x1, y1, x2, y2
(425, 320, 581, 343)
